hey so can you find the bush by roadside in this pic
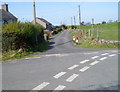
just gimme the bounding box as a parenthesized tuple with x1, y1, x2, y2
(2, 22, 48, 61)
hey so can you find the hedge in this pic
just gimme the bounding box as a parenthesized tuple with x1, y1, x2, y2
(2, 22, 44, 53)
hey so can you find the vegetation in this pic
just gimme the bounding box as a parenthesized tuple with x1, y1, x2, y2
(2, 22, 48, 61)
(75, 40, 119, 49)
(71, 22, 119, 49)
(77, 22, 118, 41)
(51, 25, 66, 35)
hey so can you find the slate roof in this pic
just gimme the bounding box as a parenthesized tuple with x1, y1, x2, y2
(36, 17, 52, 25)
(0, 9, 17, 21)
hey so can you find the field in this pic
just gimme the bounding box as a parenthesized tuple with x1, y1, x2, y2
(71, 22, 119, 49)
(77, 22, 118, 41)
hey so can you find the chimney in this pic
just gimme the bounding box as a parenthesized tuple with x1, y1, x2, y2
(2, 3, 9, 12)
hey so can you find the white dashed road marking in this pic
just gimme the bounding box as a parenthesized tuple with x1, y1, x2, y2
(33, 57, 41, 59)
(91, 56, 99, 59)
(109, 54, 116, 57)
(25, 58, 29, 60)
(90, 61, 100, 66)
(99, 57, 107, 61)
(111, 51, 118, 53)
(101, 53, 109, 56)
(66, 74, 79, 82)
(32, 82, 50, 90)
(54, 72, 66, 79)
(80, 60, 89, 64)
(53, 85, 66, 91)
(68, 65, 79, 70)
(79, 66, 90, 72)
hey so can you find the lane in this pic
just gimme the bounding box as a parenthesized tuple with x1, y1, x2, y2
(30, 30, 113, 56)
(2, 30, 119, 90)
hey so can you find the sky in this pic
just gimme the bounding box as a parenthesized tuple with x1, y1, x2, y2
(0, 2, 118, 26)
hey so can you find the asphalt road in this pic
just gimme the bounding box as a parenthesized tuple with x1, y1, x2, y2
(2, 30, 119, 91)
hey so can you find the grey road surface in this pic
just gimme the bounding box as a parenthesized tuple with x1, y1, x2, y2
(2, 30, 119, 91)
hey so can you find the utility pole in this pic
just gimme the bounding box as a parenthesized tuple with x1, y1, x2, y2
(78, 5, 81, 25)
(71, 17, 73, 25)
(33, 0, 36, 24)
(91, 18, 94, 39)
(33, 0, 38, 44)
(74, 16, 76, 26)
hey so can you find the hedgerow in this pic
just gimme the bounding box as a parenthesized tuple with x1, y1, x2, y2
(2, 22, 45, 53)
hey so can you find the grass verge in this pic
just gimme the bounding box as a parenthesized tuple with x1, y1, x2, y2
(2, 41, 48, 61)
(75, 40, 120, 49)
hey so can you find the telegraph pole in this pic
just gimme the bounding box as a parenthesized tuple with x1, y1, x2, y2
(33, 0, 38, 44)
(33, 0, 36, 24)
(71, 17, 73, 25)
(74, 16, 76, 26)
(78, 5, 81, 25)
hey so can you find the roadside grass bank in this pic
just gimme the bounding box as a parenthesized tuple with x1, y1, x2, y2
(74, 40, 120, 49)
(77, 22, 118, 41)
(2, 41, 48, 61)
(70, 22, 119, 49)
(1, 22, 48, 61)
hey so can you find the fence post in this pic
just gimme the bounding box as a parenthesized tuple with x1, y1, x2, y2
(88, 29, 91, 40)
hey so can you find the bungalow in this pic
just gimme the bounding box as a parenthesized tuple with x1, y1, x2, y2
(0, 3, 17, 25)
(32, 17, 55, 31)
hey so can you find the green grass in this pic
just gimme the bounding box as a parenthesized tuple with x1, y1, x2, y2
(77, 22, 118, 41)
(71, 22, 119, 49)
(76, 40, 120, 49)
(2, 42, 48, 61)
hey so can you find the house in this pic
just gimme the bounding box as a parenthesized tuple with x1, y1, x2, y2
(32, 17, 55, 31)
(0, 3, 17, 25)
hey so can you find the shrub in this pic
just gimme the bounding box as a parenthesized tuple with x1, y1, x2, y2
(2, 22, 44, 53)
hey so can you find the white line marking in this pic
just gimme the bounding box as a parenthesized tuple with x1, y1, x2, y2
(111, 51, 118, 53)
(53, 85, 66, 91)
(66, 74, 79, 82)
(25, 58, 29, 60)
(32, 82, 50, 90)
(101, 53, 109, 56)
(79, 66, 90, 72)
(90, 61, 100, 66)
(68, 65, 79, 70)
(109, 54, 116, 57)
(80, 60, 89, 64)
(91, 56, 99, 59)
(53, 72, 66, 79)
(99, 57, 107, 61)
(33, 57, 41, 59)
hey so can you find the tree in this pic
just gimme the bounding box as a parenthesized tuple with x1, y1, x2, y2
(80, 21, 84, 25)
(102, 21, 106, 24)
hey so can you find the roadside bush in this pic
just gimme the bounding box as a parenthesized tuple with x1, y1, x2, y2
(2, 22, 44, 53)
(70, 25, 77, 29)
(52, 28, 62, 35)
